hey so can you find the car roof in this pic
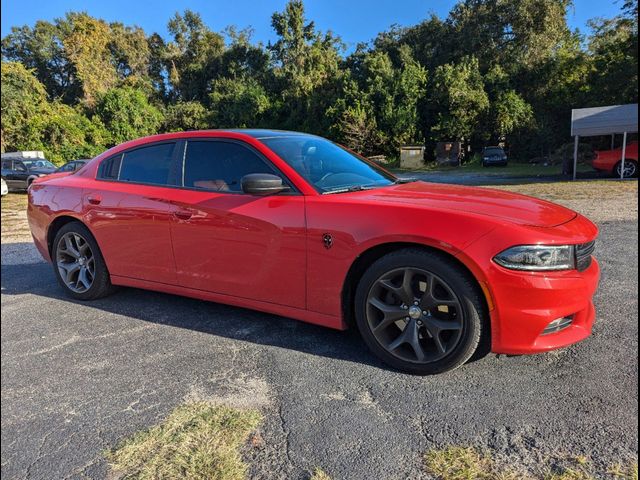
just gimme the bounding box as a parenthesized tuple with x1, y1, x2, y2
(225, 129, 317, 140)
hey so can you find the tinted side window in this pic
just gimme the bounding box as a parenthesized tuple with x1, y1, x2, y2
(98, 154, 122, 180)
(183, 141, 276, 192)
(119, 143, 176, 185)
(1, 160, 12, 170)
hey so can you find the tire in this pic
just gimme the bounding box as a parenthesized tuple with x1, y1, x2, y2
(614, 160, 638, 178)
(52, 221, 116, 300)
(354, 248, 487, 374)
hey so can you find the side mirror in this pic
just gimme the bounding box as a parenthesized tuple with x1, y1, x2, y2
(241, 173, 289, 196)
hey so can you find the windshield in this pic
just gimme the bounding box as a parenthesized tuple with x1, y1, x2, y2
(261, 135, 395, 193)
(483, 148, 505, 156)
(22, 159, 55, 169)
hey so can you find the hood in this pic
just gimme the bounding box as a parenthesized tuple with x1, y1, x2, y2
(353, 182, 577, 227)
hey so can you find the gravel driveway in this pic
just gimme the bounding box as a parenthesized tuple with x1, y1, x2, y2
(1, 183, 638, 479)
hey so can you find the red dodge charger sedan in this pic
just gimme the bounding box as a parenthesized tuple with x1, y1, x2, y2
(27, 130, 600, 374)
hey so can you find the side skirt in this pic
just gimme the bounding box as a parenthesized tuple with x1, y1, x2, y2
(110, 275, 346, 330)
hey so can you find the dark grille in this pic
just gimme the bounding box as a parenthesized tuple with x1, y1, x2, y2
(576, 241, 596, 272)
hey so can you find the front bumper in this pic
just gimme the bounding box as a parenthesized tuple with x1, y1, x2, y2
(488, 258, 600, 354)
(483, 159, 508, 165)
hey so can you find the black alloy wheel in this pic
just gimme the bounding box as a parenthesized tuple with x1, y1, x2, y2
(355, 249, 487, 374)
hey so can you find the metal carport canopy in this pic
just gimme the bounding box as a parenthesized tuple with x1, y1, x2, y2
(570, 103, 638, 179)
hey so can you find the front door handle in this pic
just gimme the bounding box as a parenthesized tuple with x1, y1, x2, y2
(173, 209, 193, 220)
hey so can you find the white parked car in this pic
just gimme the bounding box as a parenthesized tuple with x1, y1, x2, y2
(1, 177, 8, 196)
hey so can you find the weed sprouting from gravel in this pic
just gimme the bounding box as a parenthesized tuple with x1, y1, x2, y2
(309, 467, 333, 480)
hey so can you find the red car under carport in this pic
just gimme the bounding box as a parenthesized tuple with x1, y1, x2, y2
(592, 140, 638, 178)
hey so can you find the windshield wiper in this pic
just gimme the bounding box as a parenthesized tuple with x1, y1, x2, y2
(323, 184, 378, 195)
(393, 177, 418, 184)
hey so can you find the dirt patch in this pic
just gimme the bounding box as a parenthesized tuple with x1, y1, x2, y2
(492, 181, 638, 222)
(1, 193, 31, 243)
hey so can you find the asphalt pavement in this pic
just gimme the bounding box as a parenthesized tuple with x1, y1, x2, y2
(1, 218, 638, 479)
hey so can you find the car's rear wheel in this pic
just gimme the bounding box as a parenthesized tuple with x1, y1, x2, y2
(614, 160, 638, 178)
(354, 248, 487, 374)
(52, 222, 116, 300)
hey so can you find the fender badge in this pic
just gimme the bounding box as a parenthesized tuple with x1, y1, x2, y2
(322, 233, 333, 249)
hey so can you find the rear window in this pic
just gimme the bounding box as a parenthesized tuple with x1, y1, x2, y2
(98, 154, 122, 180)
(118, 143, 176, 185)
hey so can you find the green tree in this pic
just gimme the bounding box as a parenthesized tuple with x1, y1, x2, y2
(164, 10, 225, 102)
(94, 86, 162, 145)
(0, 61, 49, 152)
(446, 0, 573, 71)
(28, 102, 109, 163)
(269, 0, 342, 95)
(333, 100, 384, 156)
(493, 90, 533, 139)
(268, 0, 344, 133)
(109, 22, 151, 81)
(586, 4, 638, 105)
(429, 56, 489, 142)
(63, 13, 118, 106)
(1, 19, 79, 102)
(209, 77, 270, 128)
(163, 101, 209, 131)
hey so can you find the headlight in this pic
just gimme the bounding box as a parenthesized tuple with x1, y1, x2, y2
(493, 245, 575, 271)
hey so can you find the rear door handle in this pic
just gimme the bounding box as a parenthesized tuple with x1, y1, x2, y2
(173, 209, 193, 220)
(87, 195, 102, 205)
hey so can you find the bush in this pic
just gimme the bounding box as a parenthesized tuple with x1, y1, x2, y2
(94, 86, 162, 145)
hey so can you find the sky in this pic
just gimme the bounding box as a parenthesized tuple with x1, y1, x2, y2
(0, 0, 625, 52)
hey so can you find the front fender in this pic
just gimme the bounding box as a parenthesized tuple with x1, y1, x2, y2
(304, 198, 500, 318)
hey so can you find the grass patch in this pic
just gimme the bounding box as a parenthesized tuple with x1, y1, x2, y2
(401, 162, 594, 177)
(106, 402, 261, 480)
(424, 446, 638, 480)
(424, 446, 520, 480)
(309, 467, 332, 480)
(608, 462, 639, 480)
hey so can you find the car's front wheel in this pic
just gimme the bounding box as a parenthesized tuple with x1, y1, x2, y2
(354, 248, 487, 374)
(52, 221, 116, 300)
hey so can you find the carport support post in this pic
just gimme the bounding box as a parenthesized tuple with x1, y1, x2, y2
(620, 131, 627, 180)
(572, 135, 579, 180)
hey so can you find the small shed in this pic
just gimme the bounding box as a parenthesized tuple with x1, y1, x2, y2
(570, 104, 638, 179)
(399, 144, 426, 169)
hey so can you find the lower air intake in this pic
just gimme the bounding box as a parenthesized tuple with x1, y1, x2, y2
(542, 316, 574, 335)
